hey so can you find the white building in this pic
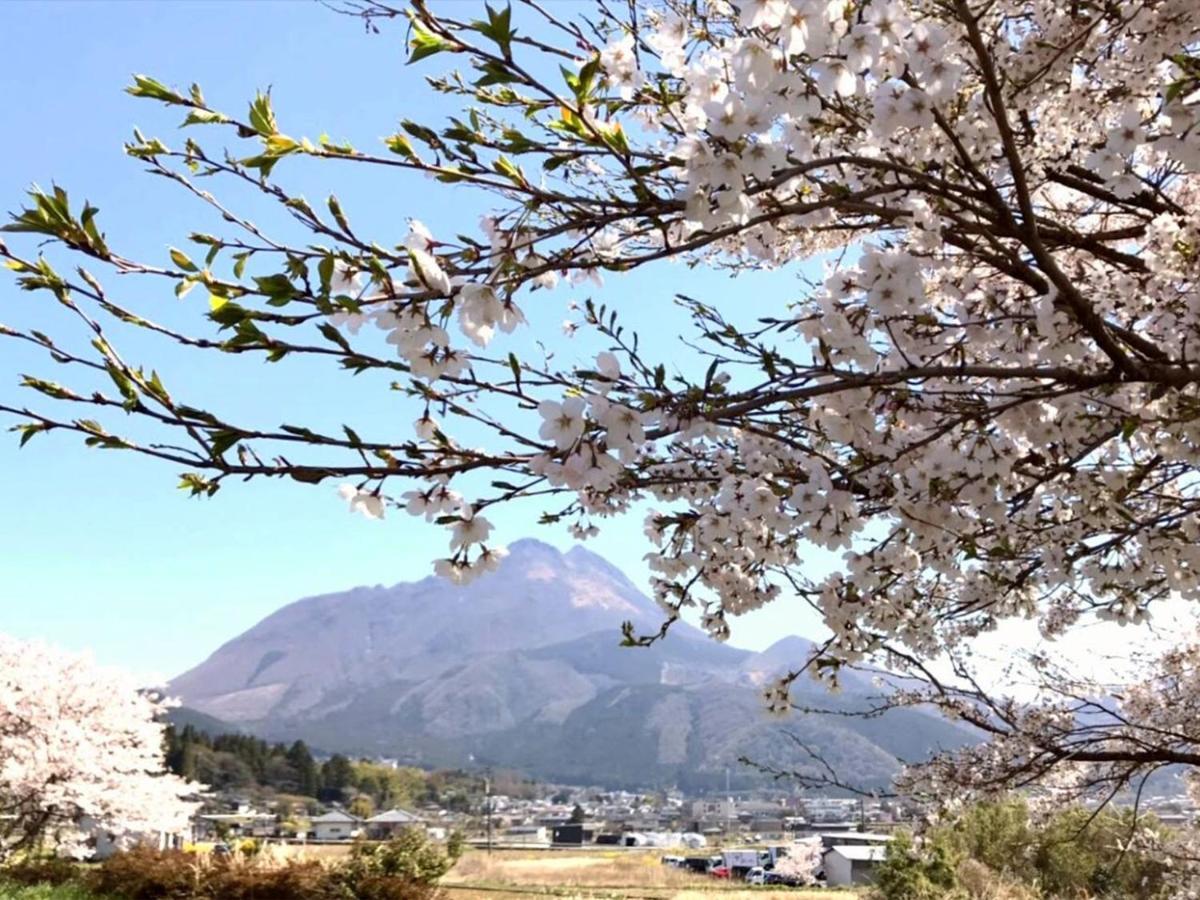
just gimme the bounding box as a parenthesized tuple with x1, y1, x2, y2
(367, 808, 425, 839)
(824, 844, 887, 887)
(310, 809, 363, 841)
(502, 825, 549, 845)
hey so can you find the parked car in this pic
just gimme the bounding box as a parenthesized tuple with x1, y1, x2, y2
(745, 866, 767, 885)
(660, 855, 685, 868)
(765, 872, 804, 886)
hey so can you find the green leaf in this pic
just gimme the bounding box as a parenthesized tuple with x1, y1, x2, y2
(328, 195, 351, 234)
(289, 468, 330, 484)
(472, 4, 515, 57)
(264, 134, 300, 156)
(240, 154, 281, 179)
(248, 90, 278, 136)
(384, 133, 417, 159)
(209, 428, 242, 459)
(492, 155, 525, 185)
(408, 22, 454, 64)
(474, 59, 517, 87)
(178, 471, 220, 497)
(318, 255, 336, 294)
(181, 108, 229, 127)
(169, 247, 197, 272)
(15, 423, 50, 448)
(508, 352, 522, 392)
(253, 273, 297, 303)
(318, 321, 352, 352)
(126, 74, 187, 105)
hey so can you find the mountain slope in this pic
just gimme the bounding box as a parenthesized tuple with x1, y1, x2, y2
(171, 539, 975, 788)
(171, 538, 668, 722)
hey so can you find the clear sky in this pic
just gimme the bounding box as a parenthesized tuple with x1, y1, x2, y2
(0, 0, 832, 681)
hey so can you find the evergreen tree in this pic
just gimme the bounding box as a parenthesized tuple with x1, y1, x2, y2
(320, 754, 355, 802)
(287, 740, 319, 796)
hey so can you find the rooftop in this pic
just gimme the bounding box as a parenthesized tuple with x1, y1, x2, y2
(311, 810, 362, 824)
(828, 845, 888, 862)
(368, 808, 424, 824)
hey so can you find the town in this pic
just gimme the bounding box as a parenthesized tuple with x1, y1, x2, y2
(182, 760, 1200, 889)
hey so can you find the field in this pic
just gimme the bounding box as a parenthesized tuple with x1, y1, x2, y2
(0, 847, 860, 900)
(441, 849, 860, 900)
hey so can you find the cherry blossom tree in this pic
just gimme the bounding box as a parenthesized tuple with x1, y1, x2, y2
(0, 635, 198, 859)
(773, 837, 823, 884)
(3, 0, 1200, 829)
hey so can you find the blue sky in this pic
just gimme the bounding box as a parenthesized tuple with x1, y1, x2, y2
(0, 0, 830, 680)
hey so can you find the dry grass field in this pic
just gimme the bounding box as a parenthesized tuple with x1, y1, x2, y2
(442, 848, 860, 900)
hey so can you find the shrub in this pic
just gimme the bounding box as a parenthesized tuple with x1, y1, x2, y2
(870, 829, 962, 900)
(87, 847, 201, 900)
(204, 859, 341, 900)
(955, 859, 1038, 900)
(0, 883, 112, 900)
(340, 829, 460, 886)
(0, 857, 80, 887)
(8, 837, 457, 900)
(870, 799, 1173, 900)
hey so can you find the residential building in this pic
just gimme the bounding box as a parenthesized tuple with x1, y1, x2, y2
(310, 809, 363, 841)
(366, 808, 426, 839)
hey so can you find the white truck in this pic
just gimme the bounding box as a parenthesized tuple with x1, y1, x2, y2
(722, 848, 766, 876)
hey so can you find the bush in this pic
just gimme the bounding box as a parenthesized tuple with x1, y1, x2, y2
(87, 847, 201, 900)
(343, 829, 460, 884)
(0, 883, 111, 900)
(204, 859, 342, 900)
(0, 857, 80, 887)
(336, 829, 460, 900)
(3, 834, 458, 900)
(955, 859, 1038, 900)
(870, 799, 1173, 900)
(871, 830, 962, 900)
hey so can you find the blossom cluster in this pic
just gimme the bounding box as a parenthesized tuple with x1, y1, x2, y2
(0, 636, 198, 860)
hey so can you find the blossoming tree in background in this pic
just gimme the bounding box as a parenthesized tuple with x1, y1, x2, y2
(0, 635, 197, 859)
(3, 0, 1200, 834)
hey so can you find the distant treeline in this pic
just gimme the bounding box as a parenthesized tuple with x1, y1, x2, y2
(163, 725, 539, 815)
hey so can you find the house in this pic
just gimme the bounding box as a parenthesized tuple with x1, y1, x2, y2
(690, 799, 737, 821)
(310, 809, 363, 841)
(824, 844, 888, 887)
(192, 811, 277, 841)
(367, 808, 426, 839)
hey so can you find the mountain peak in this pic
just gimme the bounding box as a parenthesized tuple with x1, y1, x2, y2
(506, 537, 563, 558)
(760, 635, 818, 659)
(172, 536, 662, 722)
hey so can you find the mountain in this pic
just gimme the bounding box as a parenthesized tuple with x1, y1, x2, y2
(171, 539, 974, 789)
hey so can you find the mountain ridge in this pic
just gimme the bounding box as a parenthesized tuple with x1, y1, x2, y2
(171, 539, 975, 789)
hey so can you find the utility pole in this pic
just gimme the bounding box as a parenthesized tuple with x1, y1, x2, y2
(485, 767, 493, 856)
